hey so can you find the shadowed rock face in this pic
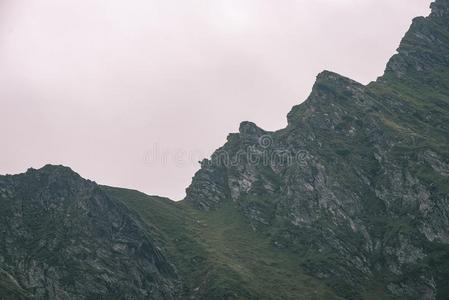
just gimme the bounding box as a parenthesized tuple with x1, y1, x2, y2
(0, 165, 178, 300)
(185, 1, 449, 299)
(431, 0, 449, 18)
(2, 1, 449, 300)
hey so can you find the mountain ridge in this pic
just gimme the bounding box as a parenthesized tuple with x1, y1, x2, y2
(2, 0, 449, 299)
(0, 164, 179, 299)
(182, 1, 449, 298)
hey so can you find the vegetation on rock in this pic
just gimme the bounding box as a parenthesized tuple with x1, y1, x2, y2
(2, 1, 449, 299)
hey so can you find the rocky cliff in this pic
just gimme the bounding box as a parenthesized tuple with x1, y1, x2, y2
(185, 0, 449, 298)
(2, 0, 449, 299)
(0, 165, 178, 299)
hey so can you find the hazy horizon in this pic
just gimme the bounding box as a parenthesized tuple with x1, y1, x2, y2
(0, 0, 431, 200)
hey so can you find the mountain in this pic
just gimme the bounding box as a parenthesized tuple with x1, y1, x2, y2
(0, 166, 178, 299)
(185, 0, 449, 298)
(2, 0, 449, 299)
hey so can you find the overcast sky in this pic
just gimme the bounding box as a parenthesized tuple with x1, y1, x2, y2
(0, 0, 431, 199)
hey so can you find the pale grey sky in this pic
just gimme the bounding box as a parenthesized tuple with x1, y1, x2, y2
(0, 0, 431, 199)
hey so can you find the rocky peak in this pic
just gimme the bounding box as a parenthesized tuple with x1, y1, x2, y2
(431, 0, 449, 17)
(315, 70, 348, 82)
(313, 70, 364, 94)
(29, 164, 76, 173)
(24, 164, 83, 181)
(183, 4, 449, 298)
(287, 70, 365, 127)
(238, 121, 267, 145)
(0, 165, 179, 299)
(383, 0, 449, 80)
(3, 165, 94, 201)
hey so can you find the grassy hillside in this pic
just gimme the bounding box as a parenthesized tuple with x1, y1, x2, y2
(103, 186, 342, 300)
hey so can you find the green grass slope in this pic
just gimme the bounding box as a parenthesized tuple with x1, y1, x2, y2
(102, 186, 342, 300)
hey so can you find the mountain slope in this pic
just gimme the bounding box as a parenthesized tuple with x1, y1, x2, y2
(2, 1, 449, 299)
(184, 1, 449, 299)
(103, 186, 341, 300)
(0, 166, 178, 299)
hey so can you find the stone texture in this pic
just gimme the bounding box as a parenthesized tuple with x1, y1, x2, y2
(0, 165, 179, 299)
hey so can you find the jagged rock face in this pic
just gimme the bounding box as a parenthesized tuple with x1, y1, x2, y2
(185, 1, 449, 299)
(1, 1, 449, 300)
(0, 165, 178, 299)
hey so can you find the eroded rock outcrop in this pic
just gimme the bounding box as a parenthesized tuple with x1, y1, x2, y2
(0, 165, 179, 299)
(185, 1, 449, 298)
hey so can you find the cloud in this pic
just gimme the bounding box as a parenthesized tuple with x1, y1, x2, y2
(0, 0, 430, 199)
